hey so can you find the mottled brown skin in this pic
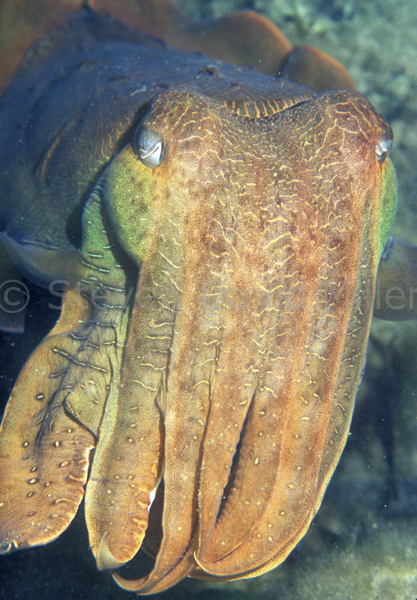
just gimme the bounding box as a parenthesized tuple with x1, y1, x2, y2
(0, 0, 411, 596)
(1, 81, 395, 593)
(99, 88, 396, 592)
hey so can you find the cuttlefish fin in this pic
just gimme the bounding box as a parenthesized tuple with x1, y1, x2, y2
(0, 232, 81, 333)
(374, 236, 417, 321)
(0, 232, 81, 290)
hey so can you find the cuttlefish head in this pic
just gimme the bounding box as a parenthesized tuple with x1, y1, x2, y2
(82, 86, 397, 593)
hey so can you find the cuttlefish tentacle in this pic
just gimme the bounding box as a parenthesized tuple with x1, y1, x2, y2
(116, 242, 277, 593)
(194, 225, 386, 580)
(0, 189, 134, 553)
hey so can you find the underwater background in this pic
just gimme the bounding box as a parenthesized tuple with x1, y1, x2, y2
(1, 0, 417, 598)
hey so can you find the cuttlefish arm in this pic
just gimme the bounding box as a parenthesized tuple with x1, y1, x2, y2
(93, 93, 257, 592)
(85, 119, 211, 588)
(0, 0, 353, 94)
(79, 87, 397, 594)
(0, 191, 135, 552)
(0, 287, 94, 552)
(190, 104, 398, 582)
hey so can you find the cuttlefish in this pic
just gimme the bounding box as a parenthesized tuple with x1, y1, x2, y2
(0, 0, 416, 595)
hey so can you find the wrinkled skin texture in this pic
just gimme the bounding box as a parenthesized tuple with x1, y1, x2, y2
(0, 0, 415, 596)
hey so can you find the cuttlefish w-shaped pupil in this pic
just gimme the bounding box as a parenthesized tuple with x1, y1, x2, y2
(134, 125, 165, 168)
(376, 127, 393, 163)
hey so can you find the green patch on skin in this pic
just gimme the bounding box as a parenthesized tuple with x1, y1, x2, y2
(102, 147, 158, 265)
(377, 157, 398, 257)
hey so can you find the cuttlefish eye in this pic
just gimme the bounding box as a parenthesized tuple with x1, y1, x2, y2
(134, 125, 165, 168)
(376, 127, 393, 163)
